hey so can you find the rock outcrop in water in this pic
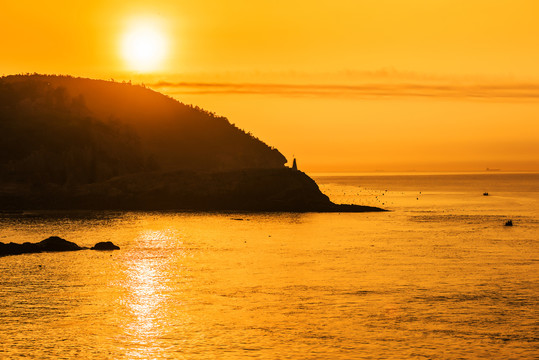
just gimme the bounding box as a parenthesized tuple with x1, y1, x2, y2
(91, 241, 120, 250)
(0, 236, 120, 257)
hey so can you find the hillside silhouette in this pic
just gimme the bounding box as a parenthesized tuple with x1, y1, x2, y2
(1, 74, 286, 184)
(0, 74, 382, 212)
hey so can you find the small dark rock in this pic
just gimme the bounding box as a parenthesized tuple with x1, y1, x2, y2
(91, 241, 120, 251)
(37, 236, 82, 252)
(504, 220, 513, 226)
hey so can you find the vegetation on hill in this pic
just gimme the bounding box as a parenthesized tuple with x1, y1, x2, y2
(0, 74, 286, 185)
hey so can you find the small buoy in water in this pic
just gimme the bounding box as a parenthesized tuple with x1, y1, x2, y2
(504, 220, 513, 226)
(483, 192, 489, 196)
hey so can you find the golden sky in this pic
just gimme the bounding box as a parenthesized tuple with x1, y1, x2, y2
(2, 0, 539, 172)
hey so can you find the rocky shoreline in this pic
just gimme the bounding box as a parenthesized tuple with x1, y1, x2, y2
(0, 168, 385, 213)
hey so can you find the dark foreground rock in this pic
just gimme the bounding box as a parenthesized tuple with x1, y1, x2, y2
(0, 236, 81, 256)
(0, 236, 120, 257)
(0, 168, 385, 212)
(91, 241, 120, 250)
(36, 236, 82, 251)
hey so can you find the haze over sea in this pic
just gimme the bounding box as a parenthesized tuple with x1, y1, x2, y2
(1, 173, 537, 359)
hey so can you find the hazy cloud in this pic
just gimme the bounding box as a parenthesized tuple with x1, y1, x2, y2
(150, 80, 539, 100)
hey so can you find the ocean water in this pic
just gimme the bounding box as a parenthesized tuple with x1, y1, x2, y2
(0, 173, 537, 359)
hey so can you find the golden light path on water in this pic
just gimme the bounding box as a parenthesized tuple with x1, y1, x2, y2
(122, 229, 188, 358)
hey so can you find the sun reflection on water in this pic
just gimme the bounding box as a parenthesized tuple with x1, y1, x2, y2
(121, 229, 183, 358)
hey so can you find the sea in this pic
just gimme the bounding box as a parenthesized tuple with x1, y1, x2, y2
(0, 173, 537, 359)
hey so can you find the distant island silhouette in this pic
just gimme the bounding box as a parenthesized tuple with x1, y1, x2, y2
(0, 74, 383, 212)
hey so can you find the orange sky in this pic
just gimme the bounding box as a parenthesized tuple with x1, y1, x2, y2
(2, 0, 539, 172)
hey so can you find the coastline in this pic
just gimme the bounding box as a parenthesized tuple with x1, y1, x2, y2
(0, 168, 385, 213)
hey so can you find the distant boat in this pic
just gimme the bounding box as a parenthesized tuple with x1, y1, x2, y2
(483, 192, 489, 196)
(486, 168, 501, 172)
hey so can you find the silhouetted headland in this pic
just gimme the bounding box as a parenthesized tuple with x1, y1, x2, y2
(0, 74, 384, 213)
(0, 236, 120, 257)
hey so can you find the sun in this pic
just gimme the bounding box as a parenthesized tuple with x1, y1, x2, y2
(121, 19, 168, 72)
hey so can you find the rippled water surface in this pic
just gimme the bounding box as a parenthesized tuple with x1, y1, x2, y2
(1, 173, 538, 359)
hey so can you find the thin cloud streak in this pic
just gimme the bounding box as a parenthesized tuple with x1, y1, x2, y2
(150, 81, 539, 100)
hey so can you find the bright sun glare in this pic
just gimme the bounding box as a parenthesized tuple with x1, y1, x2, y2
(121, 19, 168, 72)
